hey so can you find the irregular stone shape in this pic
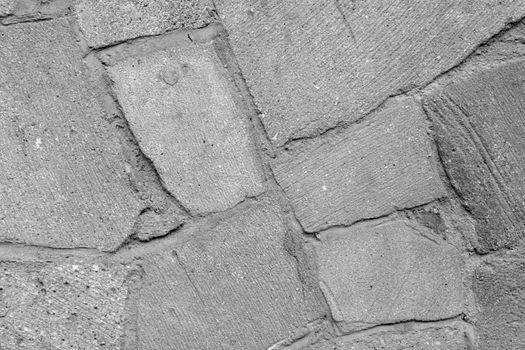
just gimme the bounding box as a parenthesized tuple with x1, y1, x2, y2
(310, 322, 472, 350)
(76, 0, 217, 48)
(0, 19, 143, 251)
(424, 60, 525, 252)
(133, 203, 326, 349)
(312, 218, 463, 332)
(0, 0, 72, 24)
(272, 98, 445, 233)
(0, 257, 140, 349)
(472, 257, 525, 350)
(215, 0, 525, 145)
(108, 32, 265, 216)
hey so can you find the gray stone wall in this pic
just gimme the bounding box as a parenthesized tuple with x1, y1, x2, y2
(1, 0, 524, 349)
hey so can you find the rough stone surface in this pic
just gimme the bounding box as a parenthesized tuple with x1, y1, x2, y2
(0, 256, 140, 350)
(424, 60, 525, 252)
(0, 19, 144, 251)
(0, 0, 16, 16)
(272, 97, 445, 233)
(313, 218, 463, 332)
(216, 0, 525, 145)
(133, 202, 326, 350)
(108, 32, 265, 216)
(310, 322, 472, 350)
(76, 0, 218, 48)
(0, 0, 72, 24)
(472, 256, 525, 350)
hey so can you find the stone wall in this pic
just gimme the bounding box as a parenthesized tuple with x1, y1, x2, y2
(1, 1, 524, 349)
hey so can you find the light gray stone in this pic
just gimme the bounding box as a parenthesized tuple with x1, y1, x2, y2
(272, 97, 445, 233)
(313, 218, 464, 332)
(0, 0, 73, 24)
(76, 0, 217, 48)
(133, 202, 326, 350)
(424, 60, 525, 252)
(310, 322, 472, 350)
(0, 19, 144, 251)
(216, 0, 525, 145)
(0, 257, 140, 349)
(108, 32, 265, 216)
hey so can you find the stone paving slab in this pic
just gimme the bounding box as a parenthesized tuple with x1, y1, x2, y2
(0, 256, 140, 350)
(472, 256, 525, 350)
(76, 0, 217, 48)
(0, 19, 144, 251)
(272, 97, 445, 233)
(424, 60, 525, 252)
(107, 31, 265, 216)
(215, 0, 525, 145)
(133, 202, 326, 350)
(310, 321, 472, 350)
(0, 0, 72, 24)
(312, 218, 463, 332)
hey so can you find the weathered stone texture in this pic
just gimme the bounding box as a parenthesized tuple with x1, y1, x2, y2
(0, 257, 139, 349)
(0, 19, 144, 251)
(133, 203, 326, 349)
(76, 0, 217, 48)
(310, 322, 472, 350)
(272, 98, 445, 233)
(108, 33, 265, 216)
(216, 0, 525, 145)
(0, 0, 16, 16)
(0, 0, 72, 24)
(425, 60, 525, 252)
(313, 218, 463, 332)
(472, 257, 525, 350)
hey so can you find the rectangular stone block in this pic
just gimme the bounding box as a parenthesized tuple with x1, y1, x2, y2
(76, 0, 217, 48)
(107, 30, 265, 216)
(216, 0, 525, 145)
(312, 218, 464, 332)
(0, 255, 140, 349)
(133, 203, 326, 349)
(272, 97, 445, 233)
(424, 60, 525, 252)
(0, 19, 143, 251)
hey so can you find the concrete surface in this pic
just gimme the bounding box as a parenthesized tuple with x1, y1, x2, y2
(1, 1, 524, 349)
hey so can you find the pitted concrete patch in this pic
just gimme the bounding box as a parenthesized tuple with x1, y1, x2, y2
(76, 0, 217, 48)
(0, 19, 143, 251)
(215, 0, 525, 145)
(0, 257, 140, 350)
(472, 256, 525, 350)
(310, 321, 472, 350)
(272, 97, 445, 233)
(424, 60, 525, 252)
(312, 218, 463, 332)
(133, 202, 326, 350)
(108, 32, 265, 216)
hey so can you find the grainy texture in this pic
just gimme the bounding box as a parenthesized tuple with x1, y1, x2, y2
(0, 0, 73, 24)
(472, 256, 525, 350)
(0, 257, 139, 350)
(133, 203, 326, 350)
(0, 19, 143, 251)
(272, 97, 445, 232)
(108, 33, 265, 216)
(424, 60, 525, 252)
(313, 218, 463, 332)
(215, 0, 525, 145)
(0, 0, 16, 16)
(76, 0, 217, 48)
(310, 322, 472, 350)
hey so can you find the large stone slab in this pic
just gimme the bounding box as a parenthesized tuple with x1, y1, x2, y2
(472, 256, 525, 350)
(133, 203, 326, 349)
(76, 0, 217, 48)
(0, 255, 140, 349)
(0, 19, 143, 251)
(312, 218, 463, 332)
(310, 321, 472, 350)
(107, 31, 265, 216)
(272, 98, 445, 233)
(215, 0, 525, 145)
(424, 60, 525, 252)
